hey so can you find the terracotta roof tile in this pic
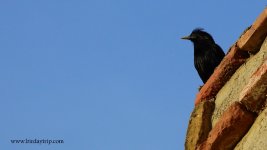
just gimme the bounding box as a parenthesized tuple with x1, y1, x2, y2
(238, 8, 267, 52)
(239, 60, 267, 112)
(197, 102, 256, 150)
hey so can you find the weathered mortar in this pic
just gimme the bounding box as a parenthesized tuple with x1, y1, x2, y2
(234, 106, 267, 150)
(212, 37, 267, 126)
(185, 100, 214, 150)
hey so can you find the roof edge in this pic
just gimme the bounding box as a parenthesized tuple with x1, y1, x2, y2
(195, 7, 267, 105)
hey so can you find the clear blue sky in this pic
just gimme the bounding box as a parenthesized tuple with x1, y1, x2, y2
(0, 1, 265, 150)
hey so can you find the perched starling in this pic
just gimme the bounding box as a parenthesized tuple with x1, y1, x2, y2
(181, 28, 225, 83)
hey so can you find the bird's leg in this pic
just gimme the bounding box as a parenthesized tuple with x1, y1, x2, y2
(198, 85, 203, 91)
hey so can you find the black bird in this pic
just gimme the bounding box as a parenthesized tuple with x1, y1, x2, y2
(181, 28, 225, 83)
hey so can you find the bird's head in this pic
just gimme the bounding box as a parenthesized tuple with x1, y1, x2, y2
(181, 28, 215, 44)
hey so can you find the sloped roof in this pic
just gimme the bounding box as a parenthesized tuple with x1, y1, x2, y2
(195, 7, 267, 105)
(186, 7, 267, 150)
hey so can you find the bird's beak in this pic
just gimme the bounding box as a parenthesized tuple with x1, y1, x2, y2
(181, 35, 191, 40)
